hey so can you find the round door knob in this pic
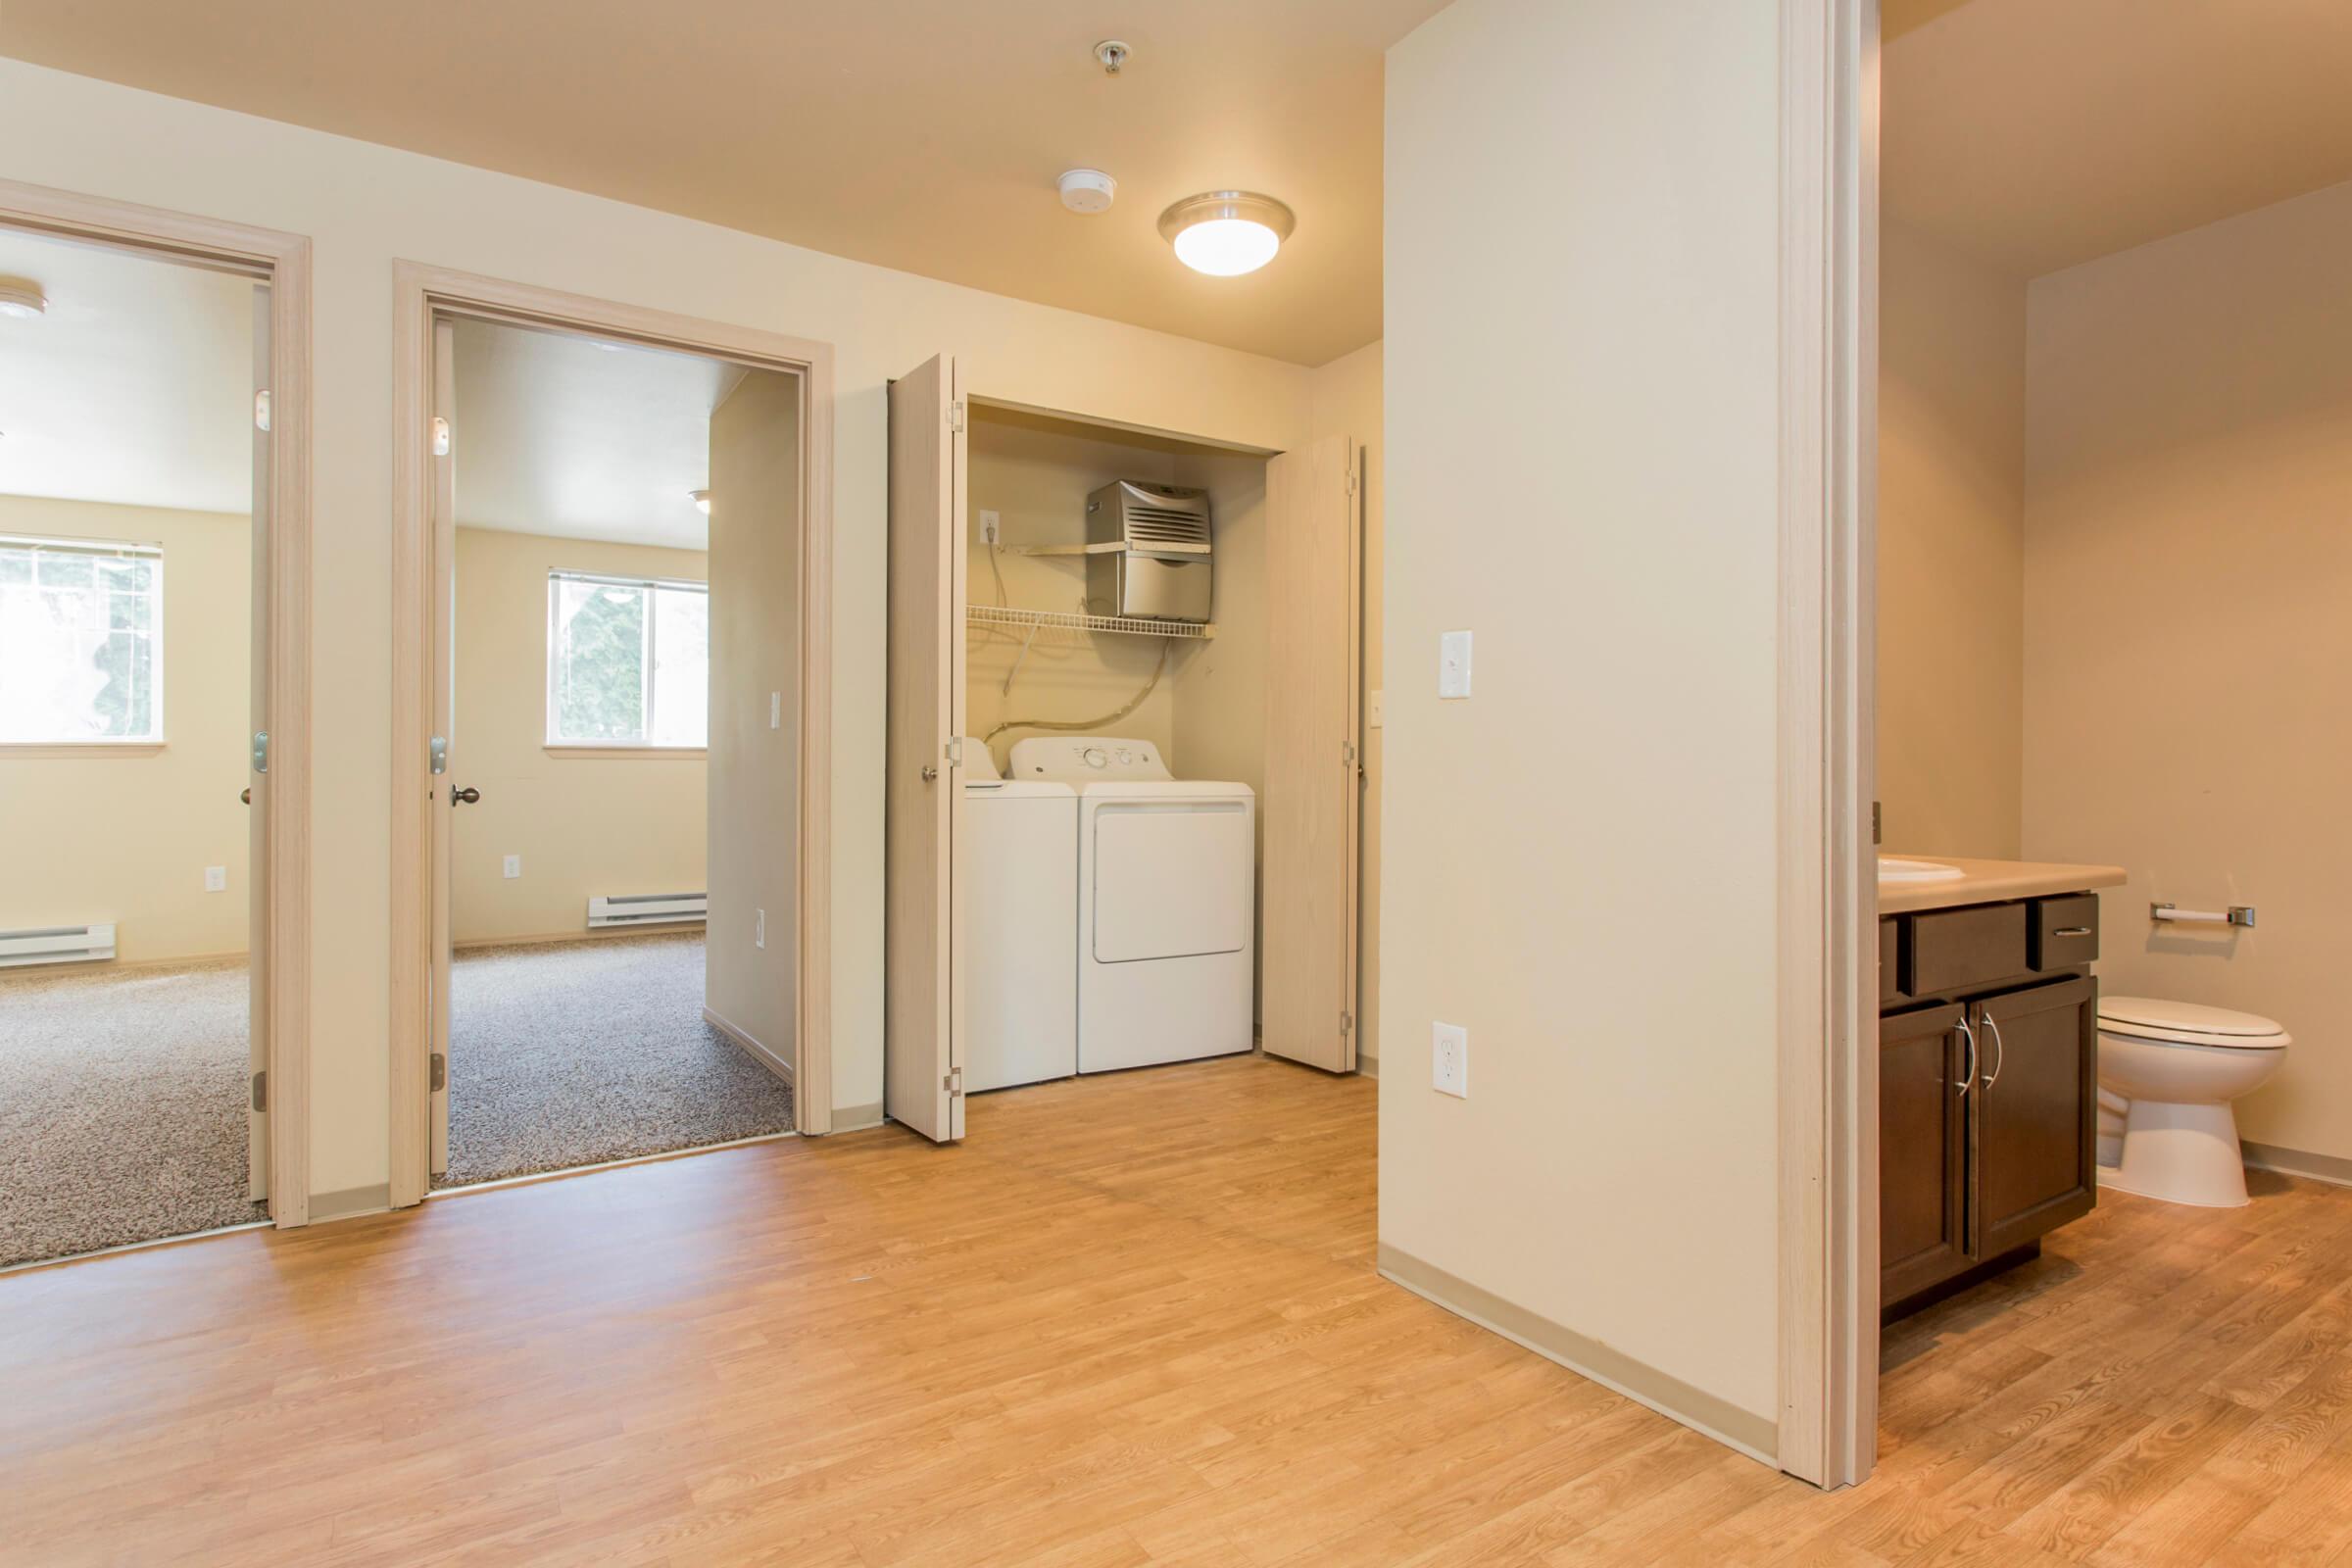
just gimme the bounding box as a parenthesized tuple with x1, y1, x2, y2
(451, 785, 481, 806)
(921, 765, 939, 782)
(241, 787, 252, 805)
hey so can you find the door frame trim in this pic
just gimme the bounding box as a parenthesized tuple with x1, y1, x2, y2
(387, 264, 837, 1207)
(1776, 0, 1877, 1489)
(0, 178, 316, 1228)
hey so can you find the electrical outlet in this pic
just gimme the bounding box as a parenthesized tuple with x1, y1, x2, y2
(755, 907, 766, 950)
(1439, 631, 1473, 699)
(979, 509, 1001, 545)
(769, 691, 782, 730)
(503, 854, 521, 879)
(1432, 1021, 1469, 1098)
(204, 865, 227, 893)
(1367, 689, 1384, 729)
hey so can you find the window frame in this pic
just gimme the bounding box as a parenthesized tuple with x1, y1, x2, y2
(0, 532, 168, 749)
(542, 567, 709, 752)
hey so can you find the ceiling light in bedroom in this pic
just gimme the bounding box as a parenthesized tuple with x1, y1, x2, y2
(689, 489, 711, 515)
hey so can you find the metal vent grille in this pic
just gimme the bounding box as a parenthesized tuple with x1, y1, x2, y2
(1124, 507, 1211, 546)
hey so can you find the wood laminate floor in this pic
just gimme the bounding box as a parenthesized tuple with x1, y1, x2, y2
(6, 1055, 2352, 1565)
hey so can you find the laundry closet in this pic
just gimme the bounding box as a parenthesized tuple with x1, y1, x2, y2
(884, 356, 1362, 1142)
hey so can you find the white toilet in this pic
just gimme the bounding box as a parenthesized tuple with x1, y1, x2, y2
(2096, 997, 2289, 1208)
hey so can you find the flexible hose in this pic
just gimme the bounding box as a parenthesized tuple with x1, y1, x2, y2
(985, 640, 1170, 745)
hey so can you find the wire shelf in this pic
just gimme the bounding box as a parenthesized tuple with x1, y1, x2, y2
(964, 604, 1215, 640)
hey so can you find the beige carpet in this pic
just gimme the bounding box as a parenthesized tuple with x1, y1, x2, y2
(0, 960, 264, 1270)
(0, 934, 793, 1267)
(439, 932, 794, 1188)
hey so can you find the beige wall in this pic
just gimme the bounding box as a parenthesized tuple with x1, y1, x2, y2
(2023, 176, 2352, 1164)
(1308, 340, 1383, 1070)
(1878, 219, 2026, 858)
(704, 370, 800, 1059)
(1382, 0, 1782, 1438)
(0, 496, 250, 965)
(0, 57, 1311, 1193)
(964, 412, 1183, 777)
(447, 527, 707, 944)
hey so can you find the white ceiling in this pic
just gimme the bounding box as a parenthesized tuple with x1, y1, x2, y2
(0, 0, 1448, 367)
(452, 317, 754, 552)
(1886, 0, 2352, 279)
(0, 227, 256, 515)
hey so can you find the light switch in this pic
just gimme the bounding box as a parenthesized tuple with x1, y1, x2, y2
(1439, 631, 1472, 699)
(503, 855, 521, 879)
(1367, 689, 1384, 729)
(769, 691, 782, 730)
(204, 865, 227, 893)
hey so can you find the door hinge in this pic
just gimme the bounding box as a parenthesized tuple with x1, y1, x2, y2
(252, 730, 270, 774)
(254, 389, 272, 433)
(945, 735, 964, 767)
(431, 415, 452, 456)
(429, 735, 449, 776)
(1341, 1011, 1353, 1036)
(1872, 801, 1882, 846)
(948, 400, 966, 433)
(251, 1070, 267, 1112)
(430, 1052, 447, 1093)
(1346, 466, 1357, 496)
(944, 1065, 963, 1095)
(1342, 740, 1357, 765)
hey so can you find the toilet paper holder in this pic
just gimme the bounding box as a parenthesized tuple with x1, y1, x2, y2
(2151, 902, 2257, 928)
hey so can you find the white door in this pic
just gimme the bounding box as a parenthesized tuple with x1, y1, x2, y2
(884, 355, 966, 1142)
(247, 282, 271, 1201)
(1260, 435, 1363, 1072)
(428, 316, 458, 1177)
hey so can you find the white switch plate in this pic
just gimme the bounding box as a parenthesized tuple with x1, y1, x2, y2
(503, 854, 521, 879)
(1432, 1021, 1469, 1098)
(755, 907, 766, 950)
(979, 509, 1001, 544)
(1439, 631, 1473, 699)
(1367, 689, 1384, 728)
(769, 691, 782, 729)
(204, 865, 227, 893)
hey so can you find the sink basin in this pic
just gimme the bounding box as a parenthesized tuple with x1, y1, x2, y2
(1880, 856, 1966, 884)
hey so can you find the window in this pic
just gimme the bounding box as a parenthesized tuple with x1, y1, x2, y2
(0, 535, 165, 744)
(546, 570, 709, 748)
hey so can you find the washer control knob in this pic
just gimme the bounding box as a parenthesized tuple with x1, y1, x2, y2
(1082, 747, 1108, 768)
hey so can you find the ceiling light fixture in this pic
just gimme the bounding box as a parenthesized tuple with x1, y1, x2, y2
(1157, 192, 1295, 277)
(689, 489, 711, 515)
(1057, 168, 1117, 215)
(0, 280, 48, 319)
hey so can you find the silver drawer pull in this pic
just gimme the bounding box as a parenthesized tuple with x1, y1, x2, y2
(2051, 926, 2092, 938)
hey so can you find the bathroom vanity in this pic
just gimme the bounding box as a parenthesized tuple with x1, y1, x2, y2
(1878, 858, 2128, 1320)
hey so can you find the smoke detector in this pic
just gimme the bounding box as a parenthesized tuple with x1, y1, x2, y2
(1057, 169, 1117, 215)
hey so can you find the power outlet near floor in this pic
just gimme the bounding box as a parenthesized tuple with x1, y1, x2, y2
(503, 854, 521, 879)
(1432, 1021, 1468, 1098)
(755, 907, 766, 950)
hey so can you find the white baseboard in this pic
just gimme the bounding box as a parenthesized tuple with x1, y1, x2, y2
(703, 1004, 793, 1086)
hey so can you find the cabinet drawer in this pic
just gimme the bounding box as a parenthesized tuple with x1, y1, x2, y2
(2031, 895, 2100, 971)
(1908, 902, 2029, 996)
(1880, 918, 1902, 1004)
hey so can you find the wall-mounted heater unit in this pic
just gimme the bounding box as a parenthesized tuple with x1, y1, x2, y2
(587, 893, 708, 930)
(1085, 479, 1213, 622)
(0, 923, 118, 968)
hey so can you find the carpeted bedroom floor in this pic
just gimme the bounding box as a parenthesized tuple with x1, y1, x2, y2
(0, 932, 792, 1268)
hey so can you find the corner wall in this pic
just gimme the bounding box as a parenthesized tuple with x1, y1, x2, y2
(1877, 220, 2026, 858)
(2023, 175, 2352, 1167)
(1381, 0, 1782, 1446)
(0, 496, 251, 965)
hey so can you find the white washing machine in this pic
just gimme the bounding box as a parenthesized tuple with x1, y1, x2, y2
(1006, 736, 1254, 1073)
(960, 739, 1078, 1092)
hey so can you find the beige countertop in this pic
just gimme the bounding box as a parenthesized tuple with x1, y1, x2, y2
(1878, 856, 2128, 914)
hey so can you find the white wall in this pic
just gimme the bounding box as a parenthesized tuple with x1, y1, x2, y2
(2024, 175, 2352, 1167)
(1381, 0, 1783, 1442)
(0, 58, 1310, 1194)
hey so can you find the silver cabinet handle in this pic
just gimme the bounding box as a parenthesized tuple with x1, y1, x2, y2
(1954, 1015, 1978, 1099)
(1982, 1011, 2006, 1089)
(2052, 926, 2091, 938)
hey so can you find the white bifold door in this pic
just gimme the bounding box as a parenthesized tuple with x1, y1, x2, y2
(428, 316, 459, 1176)
(884, 355, 967, 1142)
(1260, 435, 1363, 1073)
(247, 282, 273, 1200)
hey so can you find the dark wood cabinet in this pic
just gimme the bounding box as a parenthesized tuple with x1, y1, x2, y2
(1879, 895, 2102, 1319)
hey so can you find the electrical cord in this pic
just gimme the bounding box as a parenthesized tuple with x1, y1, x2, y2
(985, 639, 1169, 745)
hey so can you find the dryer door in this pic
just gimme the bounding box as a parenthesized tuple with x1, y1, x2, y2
(1092, 800, 1253, 961)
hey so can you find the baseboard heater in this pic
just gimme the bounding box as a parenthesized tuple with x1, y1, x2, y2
(0, 923, 118, 967)
(587, 893, 707, 930)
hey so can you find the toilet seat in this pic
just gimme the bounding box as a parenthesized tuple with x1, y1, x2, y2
(2097, 996, 2288, 1051)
